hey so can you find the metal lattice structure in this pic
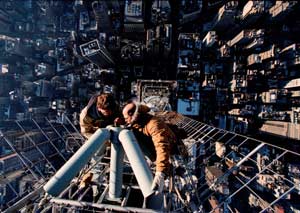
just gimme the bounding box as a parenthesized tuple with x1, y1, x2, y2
(164, 113, 300, 212)
(0, 116, 85, 212)
(1, 113, 300, 212)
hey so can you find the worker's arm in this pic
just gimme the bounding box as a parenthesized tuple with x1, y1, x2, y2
(145, 118, 171, 175)
(79, 108, 98, 139)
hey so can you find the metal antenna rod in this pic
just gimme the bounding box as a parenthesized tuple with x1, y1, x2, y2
(0, 131, 40, 181)
(15, 121, 57, 172)
(32, 118, 67, 161)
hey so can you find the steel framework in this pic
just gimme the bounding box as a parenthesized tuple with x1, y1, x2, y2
(1, 113, 299, 212)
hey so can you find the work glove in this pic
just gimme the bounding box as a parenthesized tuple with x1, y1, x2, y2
(151, 171, 165, 194)
(79, 172, 93, 190)
(114, 117, 125, 126)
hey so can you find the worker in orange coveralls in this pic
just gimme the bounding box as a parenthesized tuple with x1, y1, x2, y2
(122, 100, 178, 194)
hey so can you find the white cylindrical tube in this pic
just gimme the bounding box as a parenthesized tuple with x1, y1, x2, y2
(44, 128, 110, 196)
(108, 127, 124, 199)
(119, 129, 154, 197)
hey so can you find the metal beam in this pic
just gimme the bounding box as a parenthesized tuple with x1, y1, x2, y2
(4, 186, 44, 213)
(44, 128, 110, 196)
(50, 198, 160, 213)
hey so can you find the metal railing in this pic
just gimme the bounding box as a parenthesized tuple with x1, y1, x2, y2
(2, 113, 300, 212)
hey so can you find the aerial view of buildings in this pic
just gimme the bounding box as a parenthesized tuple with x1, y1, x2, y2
(0, 0, 300, 212)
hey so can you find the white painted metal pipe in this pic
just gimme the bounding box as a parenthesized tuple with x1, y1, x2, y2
(50, 198, 159, 213)
(44, 128, 110, 196)
(107, 126, 124, 199)
(119, 129, 154, 197)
